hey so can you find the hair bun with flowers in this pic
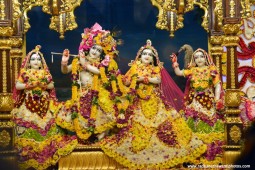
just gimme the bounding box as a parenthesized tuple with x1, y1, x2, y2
(78, 23, 119, 57)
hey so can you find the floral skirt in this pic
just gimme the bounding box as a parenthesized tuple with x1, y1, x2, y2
(100, 112, 207, 169)
(185, 102, 225, 165)
(12, 102, 78, 170)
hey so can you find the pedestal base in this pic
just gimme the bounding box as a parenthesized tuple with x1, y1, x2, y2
(58, 145, 124, 170)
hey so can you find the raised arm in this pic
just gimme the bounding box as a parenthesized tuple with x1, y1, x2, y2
(170, 53, 184, 76)
(214, 82, 221, 101)
(61, 49, 72, 74)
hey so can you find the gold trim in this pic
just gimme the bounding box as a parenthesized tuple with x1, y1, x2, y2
(58, 151, 123, 170)
(194, 1, 209, 32)
(210, 46, 223, 55)
(223, 150, 241, 165)
(214, 0, 223, 29)
(223, 145, 242, 149)
(225, 89, 241, 107)
(225, 109, 241, 115)
(0, 130, 11, 148)
(0, 114, 12, 119)
(0, 27, 14, 37)
(229, 0, 236, 17)
(0, 0, 5, 20)
(230, 47, 236, 88)
(74, 145, 102, 151)
(0, 150, 17, 154)
(226, 117, 242, 123)
(12, 0, 22, 22)
(210, 35, 223, 45)
(240, 0, 251, 18)
(0, 94, 14, 112)
(9, 38, 23, 48)
(222, 24, 241, 35)
(229, 125, 241, 143)
(22, 0, 82, 38)
(222, 36, 240, 46)
(2, 50, 7, 93)
(0, 121, 15, 127)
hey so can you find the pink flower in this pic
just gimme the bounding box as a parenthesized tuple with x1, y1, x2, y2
(101, 55, 110, 66)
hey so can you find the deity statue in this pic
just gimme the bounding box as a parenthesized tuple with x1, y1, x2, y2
(56, 23, 120, 142)
(100, 40, 207, 169)
(171, 48, 225, 164)
(240, 86, 255, 126)
(11, 46, 77, 170)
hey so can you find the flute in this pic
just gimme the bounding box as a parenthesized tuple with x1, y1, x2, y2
(51, 52, 78, 63)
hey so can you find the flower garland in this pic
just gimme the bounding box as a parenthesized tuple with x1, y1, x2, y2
(71, 57, 79, 101)
(116, 74, 137, 95)
(137, 84, 153, 99)
(141, 93, 158, 119)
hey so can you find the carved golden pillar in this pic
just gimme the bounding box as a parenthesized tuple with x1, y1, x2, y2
(0, 0, 22, 168)
(10, 38, 23, 88)
(221, 0, 243, 164)
(222, 23, 242, 164)
(210, 35, 224, 78)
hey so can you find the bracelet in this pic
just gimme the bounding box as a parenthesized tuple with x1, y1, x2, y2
(143, 77, 149, 84)
(172, 62, 179, 68)
(25, 83, 31, 89)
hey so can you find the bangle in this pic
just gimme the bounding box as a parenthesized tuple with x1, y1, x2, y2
(143, 77, 149, 84)
(172, 62, 179, 68)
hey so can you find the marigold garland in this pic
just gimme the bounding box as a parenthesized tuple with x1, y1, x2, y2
(98, 87, 115, 113)
(137, 84, 153, 99)
(73, 117, 92, 140)
(141, 93, 158, 119)
(71, 58, 79, 101)
(92, 74, 99, 91)
(99, 67, 108, 84)
(111, 80, 117, 93)
(117, 74, 137, 95)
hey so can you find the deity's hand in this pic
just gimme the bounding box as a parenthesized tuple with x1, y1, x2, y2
(62, 49, 70, 64)
(25, 81, 38, 89)
(38, 82, 47, 90)
(170, 53, 177, 63)
(137, 76, 145, 82)
(122, 76, 131, 86)
(79, 50, 85, 58)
